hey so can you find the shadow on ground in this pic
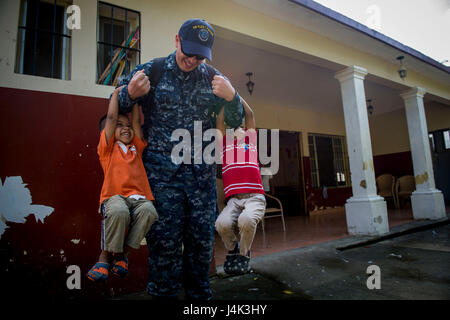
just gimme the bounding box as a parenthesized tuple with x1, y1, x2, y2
(211, 272, 311, 300)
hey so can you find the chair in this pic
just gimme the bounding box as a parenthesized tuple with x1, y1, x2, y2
(261, 193, 286, 243)
(395, 175, 416, 208)
(376, 174, 396, 208)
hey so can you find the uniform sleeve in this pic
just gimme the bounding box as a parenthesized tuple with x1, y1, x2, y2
(114, 60, 154, 114)
(223, 91, 244, 128)
(97, 129, 115, 160)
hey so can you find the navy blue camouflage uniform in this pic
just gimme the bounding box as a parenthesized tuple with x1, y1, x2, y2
(117, 52, 243, 300)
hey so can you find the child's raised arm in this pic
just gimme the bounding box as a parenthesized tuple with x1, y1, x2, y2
(241, 98, 255, 130)
(132, 103, 143, 141)
(104, 86, 124, 144)
(216, 106, 226, 137)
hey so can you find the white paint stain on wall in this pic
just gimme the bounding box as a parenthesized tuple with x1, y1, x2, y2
(0, 176, 54, 237)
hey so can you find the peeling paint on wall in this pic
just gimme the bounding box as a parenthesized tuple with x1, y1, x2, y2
(373, 216, 383, 224)
(415, 172, 429, 185)
(360, 180, 367, 189)
(363, 160, 374, 171)
(0, 176, 54, 237)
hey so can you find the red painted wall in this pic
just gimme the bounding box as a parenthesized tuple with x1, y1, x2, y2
(302, 152, 414, 211)
(303, 156, 352, 210)
(373, 151, 414, 178)
(0, 87, 149, 299)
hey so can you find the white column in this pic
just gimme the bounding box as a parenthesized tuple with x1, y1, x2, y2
(400, 87, 446, 220)
(335, 66, 389, 236)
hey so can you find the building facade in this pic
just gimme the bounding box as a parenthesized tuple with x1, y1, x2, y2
(0, 0, 449, 298)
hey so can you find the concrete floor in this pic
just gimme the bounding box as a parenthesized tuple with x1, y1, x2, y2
(213, 206, 421, 266)
(221, 220, 450, 300)
(117, 216, 450, 303)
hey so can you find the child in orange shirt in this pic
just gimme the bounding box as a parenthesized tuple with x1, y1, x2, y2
(87, 85, 158, 282)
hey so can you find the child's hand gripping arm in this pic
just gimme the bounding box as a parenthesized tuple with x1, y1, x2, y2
(104, 85, 125, 144)
(216, 106, 226, 137)
(242, 98, 255, 130)
(131, 103, 143, 141)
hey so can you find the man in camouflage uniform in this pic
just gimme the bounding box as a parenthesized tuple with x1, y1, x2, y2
(116, 19, 243, 300)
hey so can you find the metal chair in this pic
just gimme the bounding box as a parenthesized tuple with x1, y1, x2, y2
(261, 193, 286, 244)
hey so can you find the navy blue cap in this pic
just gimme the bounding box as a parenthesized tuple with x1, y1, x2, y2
(178, 19, 215, 61)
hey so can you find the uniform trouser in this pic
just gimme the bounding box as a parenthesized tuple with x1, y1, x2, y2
(101, 195, 158, 253)
(145, 164, 217, 300)
(215, 193, 266, 256)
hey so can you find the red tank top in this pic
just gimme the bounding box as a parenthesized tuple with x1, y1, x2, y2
(221, 129, 264, 198)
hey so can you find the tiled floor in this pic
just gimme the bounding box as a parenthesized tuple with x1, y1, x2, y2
(213, 205, 450, 266)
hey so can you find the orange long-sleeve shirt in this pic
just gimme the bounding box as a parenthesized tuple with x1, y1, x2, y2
(98, 130, 154, 205)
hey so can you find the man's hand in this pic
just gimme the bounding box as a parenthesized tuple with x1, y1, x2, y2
(212, 75, 236, 102)
(127, 69, 150, 100)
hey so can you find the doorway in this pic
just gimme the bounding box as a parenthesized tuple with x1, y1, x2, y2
(429, 128, 450, 205)
(265, 130, 307, 216)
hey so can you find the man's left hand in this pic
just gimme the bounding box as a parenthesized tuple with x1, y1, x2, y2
(211, 75, 236, 102)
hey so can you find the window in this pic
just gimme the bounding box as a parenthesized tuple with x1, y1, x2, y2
(97, 2, 140, 86)
(15, 0, 72, 80)
(308, 133, 350, 188)
(430, 129, 450, 153)
(429, 133, 435, 153)
(444, 130, 450, 150)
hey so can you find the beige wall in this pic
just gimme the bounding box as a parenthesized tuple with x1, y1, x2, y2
(250, 98, 450, 158)
(0, 0, 448, 158)
(369, 101, 450, 156)
(1, 0, 449, 102)
(369, 108, 411, 156)
(248, 98, 346, 157)
(0, 0, 174, 99)
(426, 102, 450, 132)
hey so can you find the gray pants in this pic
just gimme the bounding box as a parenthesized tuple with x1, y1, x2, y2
(215, 193, 266, 256)
(101, 195, 158, 253)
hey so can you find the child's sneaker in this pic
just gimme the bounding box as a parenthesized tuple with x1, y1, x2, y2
(233, 252, 251, 274)
(87, 262, 110, 282)
(111, 256, 128, 277)
(224, 244, 251, 275)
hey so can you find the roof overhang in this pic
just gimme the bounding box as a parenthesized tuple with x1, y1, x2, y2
(289, 0, 450, 75)
(230, 0, 450, 89)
